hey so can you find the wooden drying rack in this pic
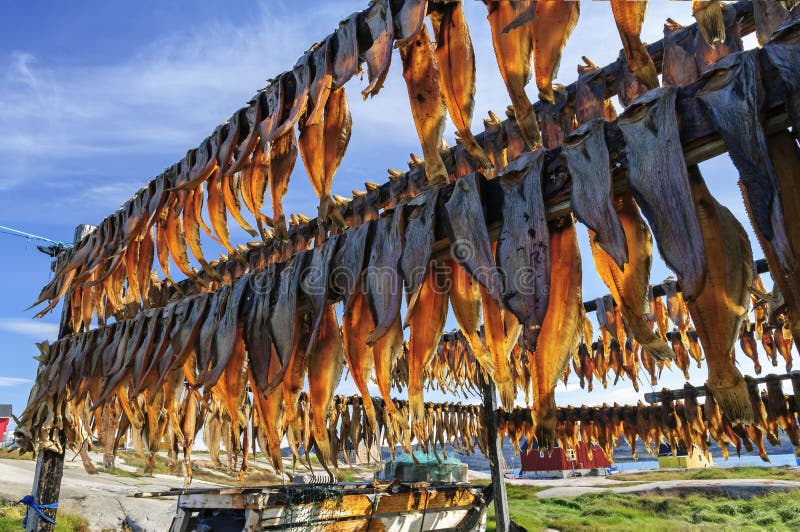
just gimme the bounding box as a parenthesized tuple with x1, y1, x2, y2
(26, 2, 788, 532)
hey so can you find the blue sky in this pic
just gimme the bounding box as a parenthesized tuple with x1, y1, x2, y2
(0, 2, 770, 421)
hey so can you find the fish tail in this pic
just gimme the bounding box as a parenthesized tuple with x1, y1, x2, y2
(497, 381, 517, 412)
(708, 378, 754, 425)
(641, 338, 676, 362)
(534, 395, 558, 453)
(514, 103, 541, 150)
(694, 1, 726, 46)
(461, 133, 494, 171)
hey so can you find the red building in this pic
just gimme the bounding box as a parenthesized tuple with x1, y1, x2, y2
(520, 442, 612, 479)
(0, 405, 10, 444)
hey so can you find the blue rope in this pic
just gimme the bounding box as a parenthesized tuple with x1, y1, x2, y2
(19, 495, 57, 527)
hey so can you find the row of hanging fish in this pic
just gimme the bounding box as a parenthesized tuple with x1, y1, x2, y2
(17, 372, 800, 486)
(18, 16, 800, 469)
(502, 375, 800, 465)
(408, 273, 799, 398)
(29, 0, 750, 330)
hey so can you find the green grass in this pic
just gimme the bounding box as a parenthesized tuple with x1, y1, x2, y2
(0, 502, 89, 532)
(0, 448, 33, 461)
(614, 466, 800, 483)
(486, 488, 800, 531)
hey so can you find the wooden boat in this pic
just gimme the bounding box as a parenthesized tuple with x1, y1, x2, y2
(151, 482, 488, 531)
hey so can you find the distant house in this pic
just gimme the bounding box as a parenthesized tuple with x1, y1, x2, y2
(0, 404, 11, 445)
(657, 443, 713, 469)
(519, 442, 612, 479)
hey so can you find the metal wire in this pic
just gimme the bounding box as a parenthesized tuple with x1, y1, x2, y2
(0, 225, 67, 246)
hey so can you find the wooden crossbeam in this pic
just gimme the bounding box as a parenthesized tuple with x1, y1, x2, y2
(644, 371, 800, 404)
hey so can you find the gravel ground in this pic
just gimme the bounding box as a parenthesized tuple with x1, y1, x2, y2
(0, 457, 207, 531)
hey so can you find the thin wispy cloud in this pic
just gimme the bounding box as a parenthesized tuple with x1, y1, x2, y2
(0, 318, 58, 340)
(0, 376, 32, 387)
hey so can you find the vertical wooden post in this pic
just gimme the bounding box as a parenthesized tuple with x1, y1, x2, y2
(26, 224, 95, 532)
(480, 368, 510, 532)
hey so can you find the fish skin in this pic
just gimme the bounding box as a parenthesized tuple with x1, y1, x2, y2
(302, 235, 341, 355)
(575, 58, 607, 125)
(694, 5, 743, 74)
(590, 191, 676, 362)
(343, 291, 380, 436)
(698, 51, 796, 277)
(164, 196, 197, 279)
(662, 19, 699, 87)
(206, 156, 235, 254)
(269, 129, 298, 241)
(563, 119, 628, 268)
(539, 85, 574, 150)
(209, 323, 249, 477)
(429, 1, 492, 171)
(443, 172, 504, 307)
(251, 350, 286, 477)
(182, 188, 215, 275)
(617, 86, 707, 301)
(321, 88, 352, 218)
(686, 166, 755, 425)
(503, 107, 528, 162)
(280, 315, 312, 453)
(333, 14, 361, 88)
(482, 112, 508, 177)
(531, 0, 580, 104)
(766, 36, 800, 157)
(205, 276, 248, 388)
(693, 0, 726, 45)
(190, 131, 221, 189)
(330, 220, 376, 312)
(740, 323, 762, 375)
(497, 151, 550, 351)
(450, 260, 494, 375)
(482, 244, 522, 411)
(372, 314, 407, 430)
(267, 253, 308, 395)
(305, 38, 334, 128)
(400, 24, 449, 186)
(196, 287, 230, 385)
(408, 262, 449, 442)
(530, 219, 582, 452)
(484, 0, 541, 149)
(764, 131, 800, 352)
(609, 0, 659, 89)
(361, 0, 393, 99)
(299, 87, 351, 224)
(242, 269, 276, 391)
(399, 189, 439, 323)
(753, 0, 793, 46)
(394, 0, 427, 47)
(365, 209, 405, 345)
(214, 130, 252, 245)
(272, 57, 310, 141)
(306, 305, 345, 480)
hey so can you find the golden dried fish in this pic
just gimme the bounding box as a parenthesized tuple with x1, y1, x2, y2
(400, 25, 449, 186)
(485, 0, 541, 149)
(429, 0, 492, 171)
(609, 0, 659, 89)
(531, 0, 580, 104)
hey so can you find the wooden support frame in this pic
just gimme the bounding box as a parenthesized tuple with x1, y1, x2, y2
(26, 225, 95, 532)
(480, 368, 510, 532)
(645, 371, 800, 404)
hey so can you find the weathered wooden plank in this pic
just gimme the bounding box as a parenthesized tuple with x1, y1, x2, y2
(26, 225, 96, 532)
(481, 370, 509, 532)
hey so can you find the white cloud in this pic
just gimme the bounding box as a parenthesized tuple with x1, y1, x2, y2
(0, 376, 31, 387)
(0, 318, 58, 340)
